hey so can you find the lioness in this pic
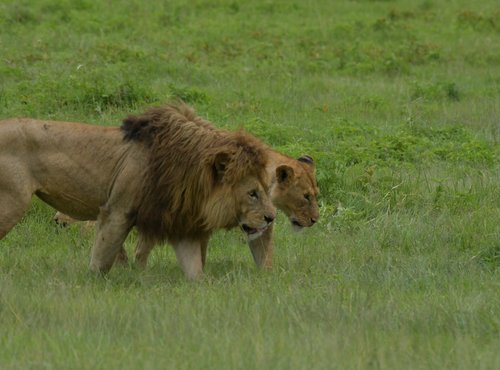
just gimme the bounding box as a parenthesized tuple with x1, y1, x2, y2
(0, 103, 276, 279)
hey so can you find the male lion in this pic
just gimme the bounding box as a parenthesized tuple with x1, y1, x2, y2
(0, 103, 276, 279)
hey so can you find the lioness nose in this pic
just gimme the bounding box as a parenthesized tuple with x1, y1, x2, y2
(264, 215, 275, 224)
(310, 217, 317, 224)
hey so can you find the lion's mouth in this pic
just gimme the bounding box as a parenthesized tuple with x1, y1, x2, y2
(241, 223, 268, 237)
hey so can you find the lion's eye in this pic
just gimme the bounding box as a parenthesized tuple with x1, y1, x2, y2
(249, 190, 259, 199)
(304, 193, 311, 202)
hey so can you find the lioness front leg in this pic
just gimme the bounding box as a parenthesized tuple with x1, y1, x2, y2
(248, 224, 273, 270)
(173, 240, 203, 280)
(89, 207, 133, 273)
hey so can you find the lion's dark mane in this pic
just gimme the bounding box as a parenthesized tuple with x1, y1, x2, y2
(121, 103, 268, 243)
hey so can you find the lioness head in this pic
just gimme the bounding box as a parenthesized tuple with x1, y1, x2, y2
(271, 155, 320, 231)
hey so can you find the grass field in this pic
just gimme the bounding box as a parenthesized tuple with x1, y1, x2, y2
(1, 0, 499, 369)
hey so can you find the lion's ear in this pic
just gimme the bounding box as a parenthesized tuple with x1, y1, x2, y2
(297, 155, 314, 166)
(276, 165, 294, 185)
(214, 152, 231, 181)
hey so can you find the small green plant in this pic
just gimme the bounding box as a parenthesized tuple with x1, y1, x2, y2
(411, 81, 460, 102)
(169, 84, 209, 104)
(457, 10, 499, 32)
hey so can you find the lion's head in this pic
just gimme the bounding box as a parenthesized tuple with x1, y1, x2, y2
(123, 103, 276, 243)
(270, 155, 320, 231)
(234, 176, 276, 241)
(199, 133, 276, 241)
(203, 165, 276, 241)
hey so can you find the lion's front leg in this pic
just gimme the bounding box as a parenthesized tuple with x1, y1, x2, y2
(172, 240, 204, 280)
(89, 206, 133, 273)
(248, 223, 273, 270)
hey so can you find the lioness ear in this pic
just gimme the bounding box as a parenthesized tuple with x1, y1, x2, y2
(214, 152, 231, 181)
(297, 155, 314, 166)
(276, 165, 294, 185)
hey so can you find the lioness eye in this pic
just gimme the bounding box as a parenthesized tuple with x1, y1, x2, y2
(304, 194, 311, 202)
(249, 190, 258, 199)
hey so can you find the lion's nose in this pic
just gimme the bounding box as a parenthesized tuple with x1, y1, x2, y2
(264, 215, 275, 224)
(310, 217, 317, 224)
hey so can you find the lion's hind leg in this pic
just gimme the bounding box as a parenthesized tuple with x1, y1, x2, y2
(0, 190, 32, 240)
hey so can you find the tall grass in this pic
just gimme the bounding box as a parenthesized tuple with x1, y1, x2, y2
(1, 0, 499, 369)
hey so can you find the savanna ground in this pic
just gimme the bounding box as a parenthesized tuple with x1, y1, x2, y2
(0, 0, 499, 369)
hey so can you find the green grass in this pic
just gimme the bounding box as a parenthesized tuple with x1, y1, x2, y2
(1, 0, 499, 369)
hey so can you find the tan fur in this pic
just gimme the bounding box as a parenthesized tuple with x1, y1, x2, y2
(0, 103, 275, 279)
